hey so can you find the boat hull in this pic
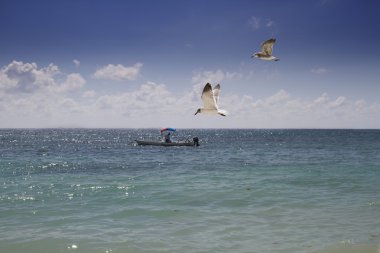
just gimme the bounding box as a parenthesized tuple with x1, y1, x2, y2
(135, 140, 197, 146)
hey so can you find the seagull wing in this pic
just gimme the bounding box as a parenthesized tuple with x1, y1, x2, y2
(201, 83, 218, 109)
(261, 38, 276, 56)
(213, 84, 221, 106)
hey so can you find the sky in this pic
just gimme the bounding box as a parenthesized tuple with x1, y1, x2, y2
(0, 0, 380, 128)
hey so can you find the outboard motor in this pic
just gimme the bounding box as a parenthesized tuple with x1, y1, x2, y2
(193, 137, 200, 146)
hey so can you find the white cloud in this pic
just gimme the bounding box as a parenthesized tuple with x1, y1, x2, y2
(191, 69, 242, 96)
(0, 61, 57, 93)
(58, 73, 86, 93)
(263, 89, 290, 106)
(311, 67, 329, 74)
(249, 16, 275, 30)
(329, 96, 346, 108)
(82, 90, 97, 98)
(95, 82, 178, 114)
(0, 61, 85, 94)
(0, 69, 17, 90)
(355, 99, 366, 108)
(192, 69, 225, 88)
(266, 19, 275, 27)
(93, 63, 143, 81)
(313, 93, 329, 104)
(0, 60, 89, 127)
(226, 71, 243, 80)
(248, 16, 260, 30)
(73, 59, 80, 67)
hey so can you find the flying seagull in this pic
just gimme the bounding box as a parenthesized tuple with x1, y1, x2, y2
(252, 38, 279, 61)
(195, 83, 228, 116)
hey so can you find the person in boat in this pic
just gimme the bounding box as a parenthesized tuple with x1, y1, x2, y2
(164, 132, 172, 143)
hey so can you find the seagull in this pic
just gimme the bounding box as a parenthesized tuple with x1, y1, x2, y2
(251, 38, 279, 61)
(195, 83, 228, 116)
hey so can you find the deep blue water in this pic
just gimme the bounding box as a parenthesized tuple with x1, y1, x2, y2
(0, 129, 379, 253)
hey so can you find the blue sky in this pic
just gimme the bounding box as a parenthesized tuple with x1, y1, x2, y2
(0, 0, 379, 128)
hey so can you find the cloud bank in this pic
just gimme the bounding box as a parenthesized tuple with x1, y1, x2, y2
(0, 61, 85, 94)
(0, 61, 379, 128)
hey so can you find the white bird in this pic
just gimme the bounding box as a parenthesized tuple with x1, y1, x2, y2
(195, 83, 228, 116)
(252, 38, 279, 61)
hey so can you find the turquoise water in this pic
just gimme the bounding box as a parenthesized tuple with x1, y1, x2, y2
(0, 129, 379, 253)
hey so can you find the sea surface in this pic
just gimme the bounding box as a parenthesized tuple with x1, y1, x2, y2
(0, 129, 379, 253)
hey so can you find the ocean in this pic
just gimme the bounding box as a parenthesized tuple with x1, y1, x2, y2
(0, 129, 379, 253)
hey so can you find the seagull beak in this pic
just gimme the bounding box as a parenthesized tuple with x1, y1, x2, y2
(194, 109, 200, 115)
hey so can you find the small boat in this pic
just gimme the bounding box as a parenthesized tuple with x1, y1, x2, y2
(135, 127, 199, 147)
(135, 138, 199, 147)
